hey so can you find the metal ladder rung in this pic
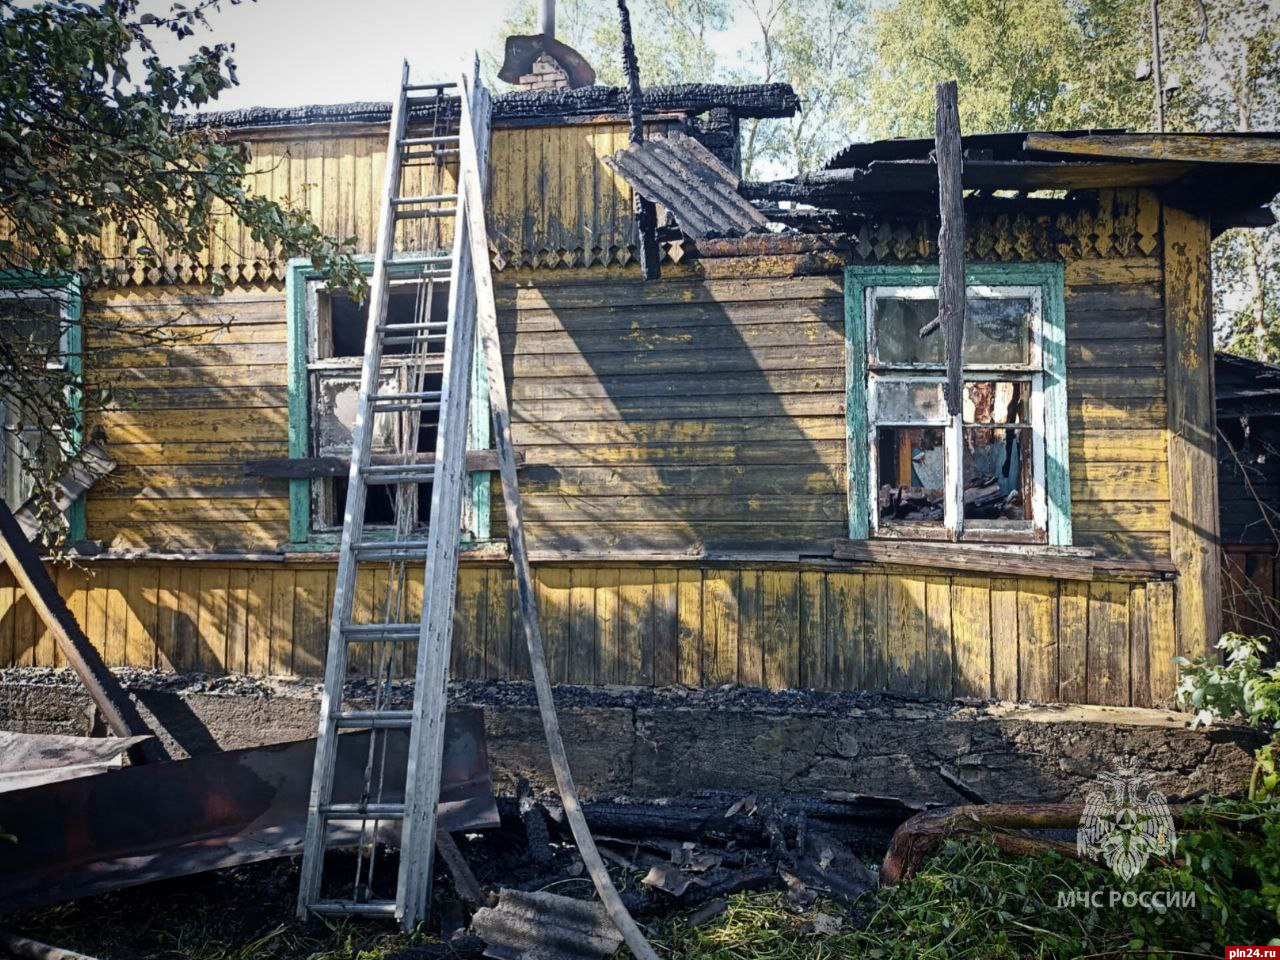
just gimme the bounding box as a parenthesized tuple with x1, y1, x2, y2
(310, 900, 399, 917)
(363, 471, 437, 488)
(371, 389, 443, 399)
(321, 803, 406, 819)
(400, 136, 459, 146)
(352, 539, 431, 561)
(334, 710, 414, 729)
(394, 208, 458, 221)
(407, 96, 459, 108)
(403, 150, 459, 163)
(405, 81, 457, 91)
(378, 354, 445, 369)
(341, 622, 421, 642)
(380, 323, 448, 332)
(382, 336, 447, 347)
(369, 402, 442, 413)
(392, 194, 458, 205)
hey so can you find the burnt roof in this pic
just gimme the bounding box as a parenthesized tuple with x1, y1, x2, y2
(1217, 352, 1280, 418)
(748, 129, 1280, 222)
(183, 82, 800, 132)
(822, 128, 1280, 170)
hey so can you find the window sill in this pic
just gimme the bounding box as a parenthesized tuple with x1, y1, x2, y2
(834, 538, 1104, 581)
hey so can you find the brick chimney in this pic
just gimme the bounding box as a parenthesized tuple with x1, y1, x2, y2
(518, 53, 570, 92)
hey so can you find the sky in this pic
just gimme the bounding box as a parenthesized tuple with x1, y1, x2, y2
(144, 0, 524, 110)
(132, 0, 763, 110)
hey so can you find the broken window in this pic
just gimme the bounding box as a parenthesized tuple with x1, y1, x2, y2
(862, 283, 1051, 542)
(0, 283, 79, 516)
(306, 281, 449, 532)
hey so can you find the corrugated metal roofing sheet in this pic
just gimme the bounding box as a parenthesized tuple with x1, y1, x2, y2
(470, 889, 624, 960)
(603, 132, 769, 239)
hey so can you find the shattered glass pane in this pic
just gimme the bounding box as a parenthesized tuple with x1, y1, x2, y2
(877, 426, 945, 525)
(872, 379, 946, 424)
(872, 297, 942, 365)
(963, 426, 1032, 521)
(329, 287, 448, 357)
(964, 296, 1032, 366)
(963, 381, 1031, 426)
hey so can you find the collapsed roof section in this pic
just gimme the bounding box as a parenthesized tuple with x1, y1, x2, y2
(743, 130, 1280, 234)
(1216, 352, 1280, 419)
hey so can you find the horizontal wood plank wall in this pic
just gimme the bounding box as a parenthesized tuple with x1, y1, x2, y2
(81, 285, 291, 553)
(1063, 249, 1171, 560)
(498, 274, 849, 554)
(0, 562, 1181, 706)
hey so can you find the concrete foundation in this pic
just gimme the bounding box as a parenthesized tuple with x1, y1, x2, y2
(0, 668, 1261, 804)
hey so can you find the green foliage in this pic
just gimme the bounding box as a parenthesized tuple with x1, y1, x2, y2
(661, 803, 1280, 958)
(862, 0, 1149, 138)
(0, 0, 363, 545)
(1178, 634, 1280, 800)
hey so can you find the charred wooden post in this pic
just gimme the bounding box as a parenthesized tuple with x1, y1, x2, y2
(617, 0, 660, 279)
(934, 80, 966, 418)
(0, 500, 168, 765)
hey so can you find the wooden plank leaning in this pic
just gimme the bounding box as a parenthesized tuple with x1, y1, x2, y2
(457, 66, 663, 960)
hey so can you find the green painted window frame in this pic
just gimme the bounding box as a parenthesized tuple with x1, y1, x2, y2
(0, 271, 85, 542)
(284, 256, 491, 549)
(844, 262, 1071, 545)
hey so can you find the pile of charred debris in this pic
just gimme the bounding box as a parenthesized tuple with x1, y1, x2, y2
(446, 785, 905, 956)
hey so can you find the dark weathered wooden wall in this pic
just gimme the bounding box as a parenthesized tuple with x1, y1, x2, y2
(498, 251, 1170, 561)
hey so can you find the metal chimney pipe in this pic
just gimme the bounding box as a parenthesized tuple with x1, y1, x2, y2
(540, 0, 555, 37)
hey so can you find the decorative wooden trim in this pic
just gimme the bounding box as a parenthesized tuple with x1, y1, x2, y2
(1162, 205, 1222, 657)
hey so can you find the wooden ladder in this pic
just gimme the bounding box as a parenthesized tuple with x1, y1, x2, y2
(296, 61, 492, 930)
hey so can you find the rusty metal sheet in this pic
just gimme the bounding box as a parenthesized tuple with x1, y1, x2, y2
(0, 708, 497, 913)
(0, 731, 152, 792)
(603, 132, 768, 239)
(471, 889, 623, 960)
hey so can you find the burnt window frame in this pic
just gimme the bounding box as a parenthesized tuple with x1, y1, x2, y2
(0, 272, 85, 542)
(845, 263, 1073, 547)
(284, 257, 491, 550)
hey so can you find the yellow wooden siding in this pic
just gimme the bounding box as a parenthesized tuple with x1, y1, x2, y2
(52, 121, 657, 286)
(82, 285, 291, 553)
(0, 561, 1181, 705)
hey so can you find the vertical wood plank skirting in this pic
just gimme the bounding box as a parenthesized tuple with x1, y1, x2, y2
(0, 562, 1181, 707)
(1162, 206, 1222, 659)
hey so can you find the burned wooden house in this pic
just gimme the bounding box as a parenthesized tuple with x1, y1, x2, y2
(3, 78, 1280, 710)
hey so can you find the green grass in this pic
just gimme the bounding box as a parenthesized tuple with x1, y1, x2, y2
(13, 799, 1280, 960)
(656, 811, 1280, 960)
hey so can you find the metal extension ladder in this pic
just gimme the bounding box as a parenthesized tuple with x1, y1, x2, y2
(297, 61, 492, 930)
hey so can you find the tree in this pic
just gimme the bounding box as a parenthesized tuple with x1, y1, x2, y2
(862, 0, 1280, 363)
(862, 0, 1149, 138)
(487, 0, 869, 178)
(0, 0, 363, 546)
